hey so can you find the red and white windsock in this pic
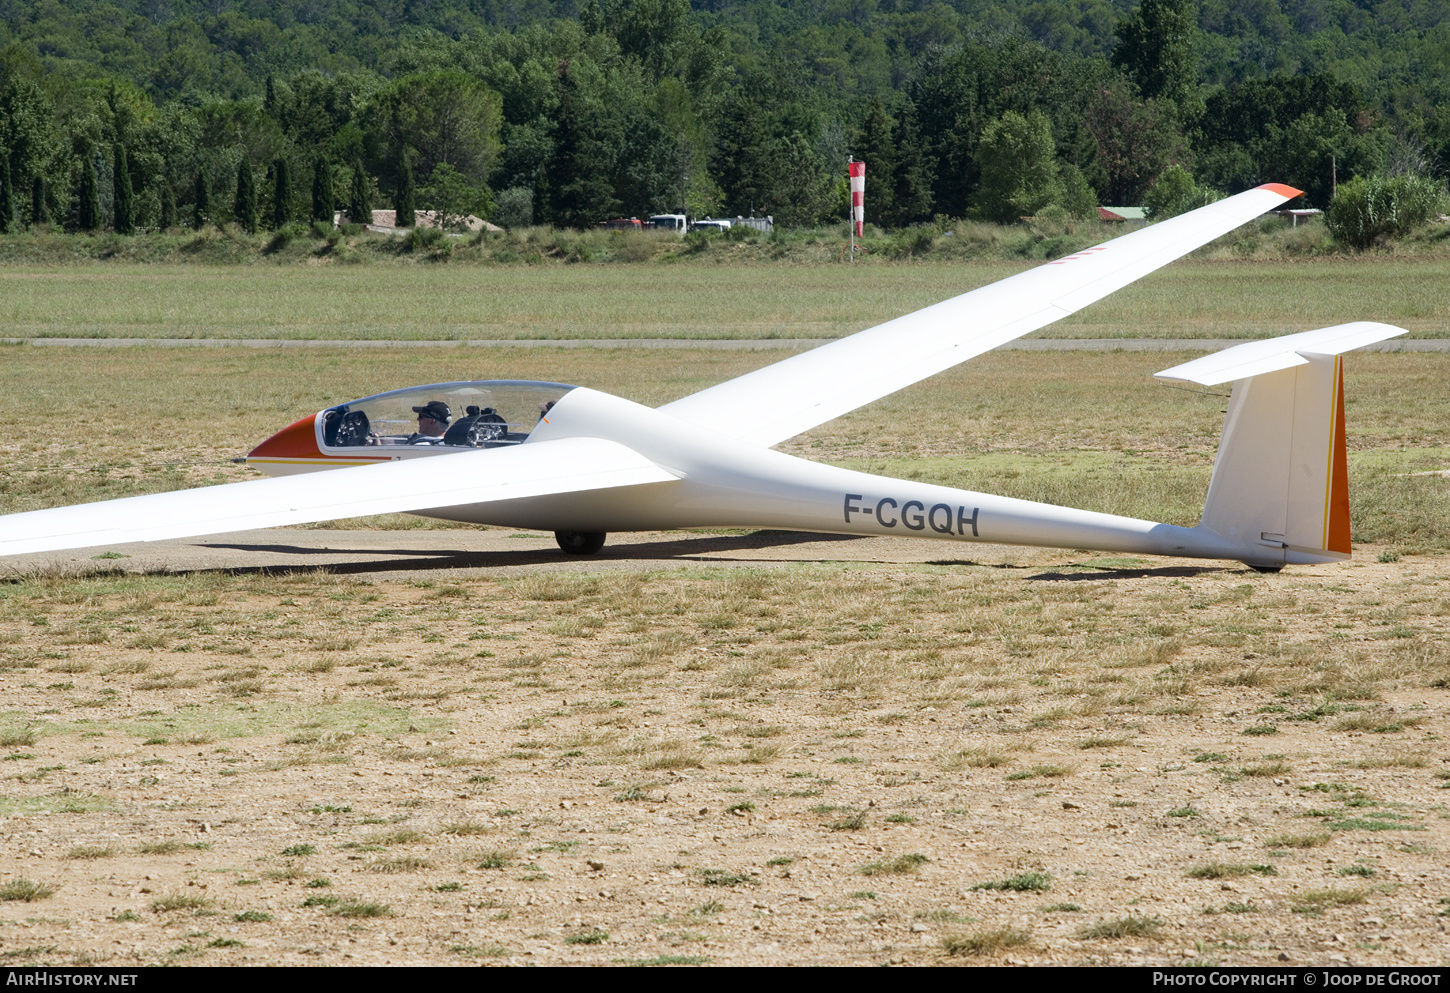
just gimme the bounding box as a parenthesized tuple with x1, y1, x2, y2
(848, 159, 865, 237)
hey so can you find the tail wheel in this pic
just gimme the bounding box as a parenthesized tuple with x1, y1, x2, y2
(555, 531, 607, 555)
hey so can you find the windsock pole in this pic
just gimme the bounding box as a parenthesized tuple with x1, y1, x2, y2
(848, 158, 865, 262)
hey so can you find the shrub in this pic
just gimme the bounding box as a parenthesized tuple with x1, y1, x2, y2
(1326, 174, 1446, 249)
(492, 186, 533, 229)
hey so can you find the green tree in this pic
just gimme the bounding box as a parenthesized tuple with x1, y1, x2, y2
(1194, 75, 1382, 207)
(311, 155, 334, 225)
(1059, 163, 1100, 219)
(372, 72, 503, 191)
(270, 156, 290, 229)
(977, 111, 1064, 221)
(543, 61, 619, 228)
(856, 98, 896, 227)
(1142, 164, 1222, 219)
(654, 77, 715, 217)
(887, 101, 936, 226)
(347, 160, 373, 225)
(0, 152, 12, 233)
(394, 154, 415, 227)
(418, 162, 490, 228)
(77, 154, 101, 232)
(234, 158, 257, 233)
(30, 175, 47, 226)
(1112, 0, 1199, 109)
(159, 182, 176, 229)
(588, 0, 701, 84)
(767, 132, 835, 228)
(193, 169, 210, 229)
(1084, 82, 1182, 204)
(492, 186, 533, 229)
(0, 69, 54, 215)
(712, 65, 832, 225)
(113, 144, 134, 235)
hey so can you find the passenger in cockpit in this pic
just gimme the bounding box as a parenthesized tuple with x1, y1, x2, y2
(408, 401, 451, 444)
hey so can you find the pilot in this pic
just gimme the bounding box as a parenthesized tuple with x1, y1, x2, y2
(408, 400, 451, 444)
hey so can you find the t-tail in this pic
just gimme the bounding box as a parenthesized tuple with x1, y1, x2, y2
(1157, 322, 1408, 570)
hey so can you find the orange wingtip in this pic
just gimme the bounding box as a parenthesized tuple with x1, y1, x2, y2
(1257, 183, 1303, 198)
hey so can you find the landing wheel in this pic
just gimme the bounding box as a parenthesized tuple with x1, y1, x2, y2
(1247, 564, 1283, 574)
(555, 531, 607, 555)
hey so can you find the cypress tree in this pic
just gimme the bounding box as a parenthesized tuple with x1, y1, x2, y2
(889, 102, 935, 226)
(311, 155, 334, 225)
(113, 144, 134, 235)
(31, 175, 48, 226)
(347, 160, 373, 225)
(77, 154, 101, 232)
(395, 155, 415, 227)
(856, 98, 896, 228)
(271, 156, 291, 229)
(159, 182, 177, 229)
(234, 157, 257, 233)
(0, 154, 13, 234)
(193, 169, 210, 229)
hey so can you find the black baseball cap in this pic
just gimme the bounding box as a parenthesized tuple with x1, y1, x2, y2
(412, 400, 451, 423)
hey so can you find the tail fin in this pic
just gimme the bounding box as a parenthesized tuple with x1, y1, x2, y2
(1156, 323, 1407, 566)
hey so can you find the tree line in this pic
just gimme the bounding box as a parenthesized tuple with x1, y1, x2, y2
(0, 0, 1446, 237)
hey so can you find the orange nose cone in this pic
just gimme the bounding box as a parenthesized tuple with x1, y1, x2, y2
(249, 414, 323, 460)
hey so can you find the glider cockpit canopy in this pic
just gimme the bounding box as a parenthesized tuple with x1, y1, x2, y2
(320, 381, 577, 451)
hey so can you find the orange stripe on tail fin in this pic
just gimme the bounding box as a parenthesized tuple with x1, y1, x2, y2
(1326, 359, 1352, 554)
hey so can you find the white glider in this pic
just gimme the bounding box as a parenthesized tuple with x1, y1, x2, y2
(0, 184, 1407, 570)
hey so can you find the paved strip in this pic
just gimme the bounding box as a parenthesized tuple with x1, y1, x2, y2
(1, 337, 827, 350)
(4, 337, 1450, 351)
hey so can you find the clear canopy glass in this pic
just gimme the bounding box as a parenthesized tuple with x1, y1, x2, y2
(319, 381, 577, 451)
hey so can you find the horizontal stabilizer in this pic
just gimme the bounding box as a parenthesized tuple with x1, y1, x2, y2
(1155, 322, 1408, 386)
(0, 438, 679, 558)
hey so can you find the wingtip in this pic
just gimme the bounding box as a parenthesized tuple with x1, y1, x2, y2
(1256, 183, 1304, 199)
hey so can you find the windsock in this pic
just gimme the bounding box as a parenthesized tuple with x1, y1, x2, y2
(848, 159, 865, 237)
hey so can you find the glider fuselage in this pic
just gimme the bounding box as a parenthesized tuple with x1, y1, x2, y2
(249, 384, 1286, 567)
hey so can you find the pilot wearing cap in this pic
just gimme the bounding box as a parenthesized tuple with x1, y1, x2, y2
(407, 400, 451, 444)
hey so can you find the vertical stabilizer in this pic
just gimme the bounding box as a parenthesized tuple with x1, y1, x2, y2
(1196, 355, 1349, 560)
(1155, 322, 1406, 566)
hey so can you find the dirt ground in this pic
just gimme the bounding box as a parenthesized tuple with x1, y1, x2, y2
(0, 529, 1446, 967)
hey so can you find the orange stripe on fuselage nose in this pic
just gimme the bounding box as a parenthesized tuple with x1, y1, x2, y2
(248, 414, 324, 460)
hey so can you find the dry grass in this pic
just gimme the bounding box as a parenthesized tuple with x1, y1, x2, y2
(942, 927, 1032, 956)
(1078, 914, 1164, 940)
(0, 879, 57, 902)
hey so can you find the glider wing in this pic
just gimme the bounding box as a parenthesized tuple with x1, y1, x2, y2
(0, 438, 679, 557)
(660, 184, 1302, 448)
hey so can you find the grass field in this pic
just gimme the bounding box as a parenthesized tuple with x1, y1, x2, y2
(1, 257, 1447, 341)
